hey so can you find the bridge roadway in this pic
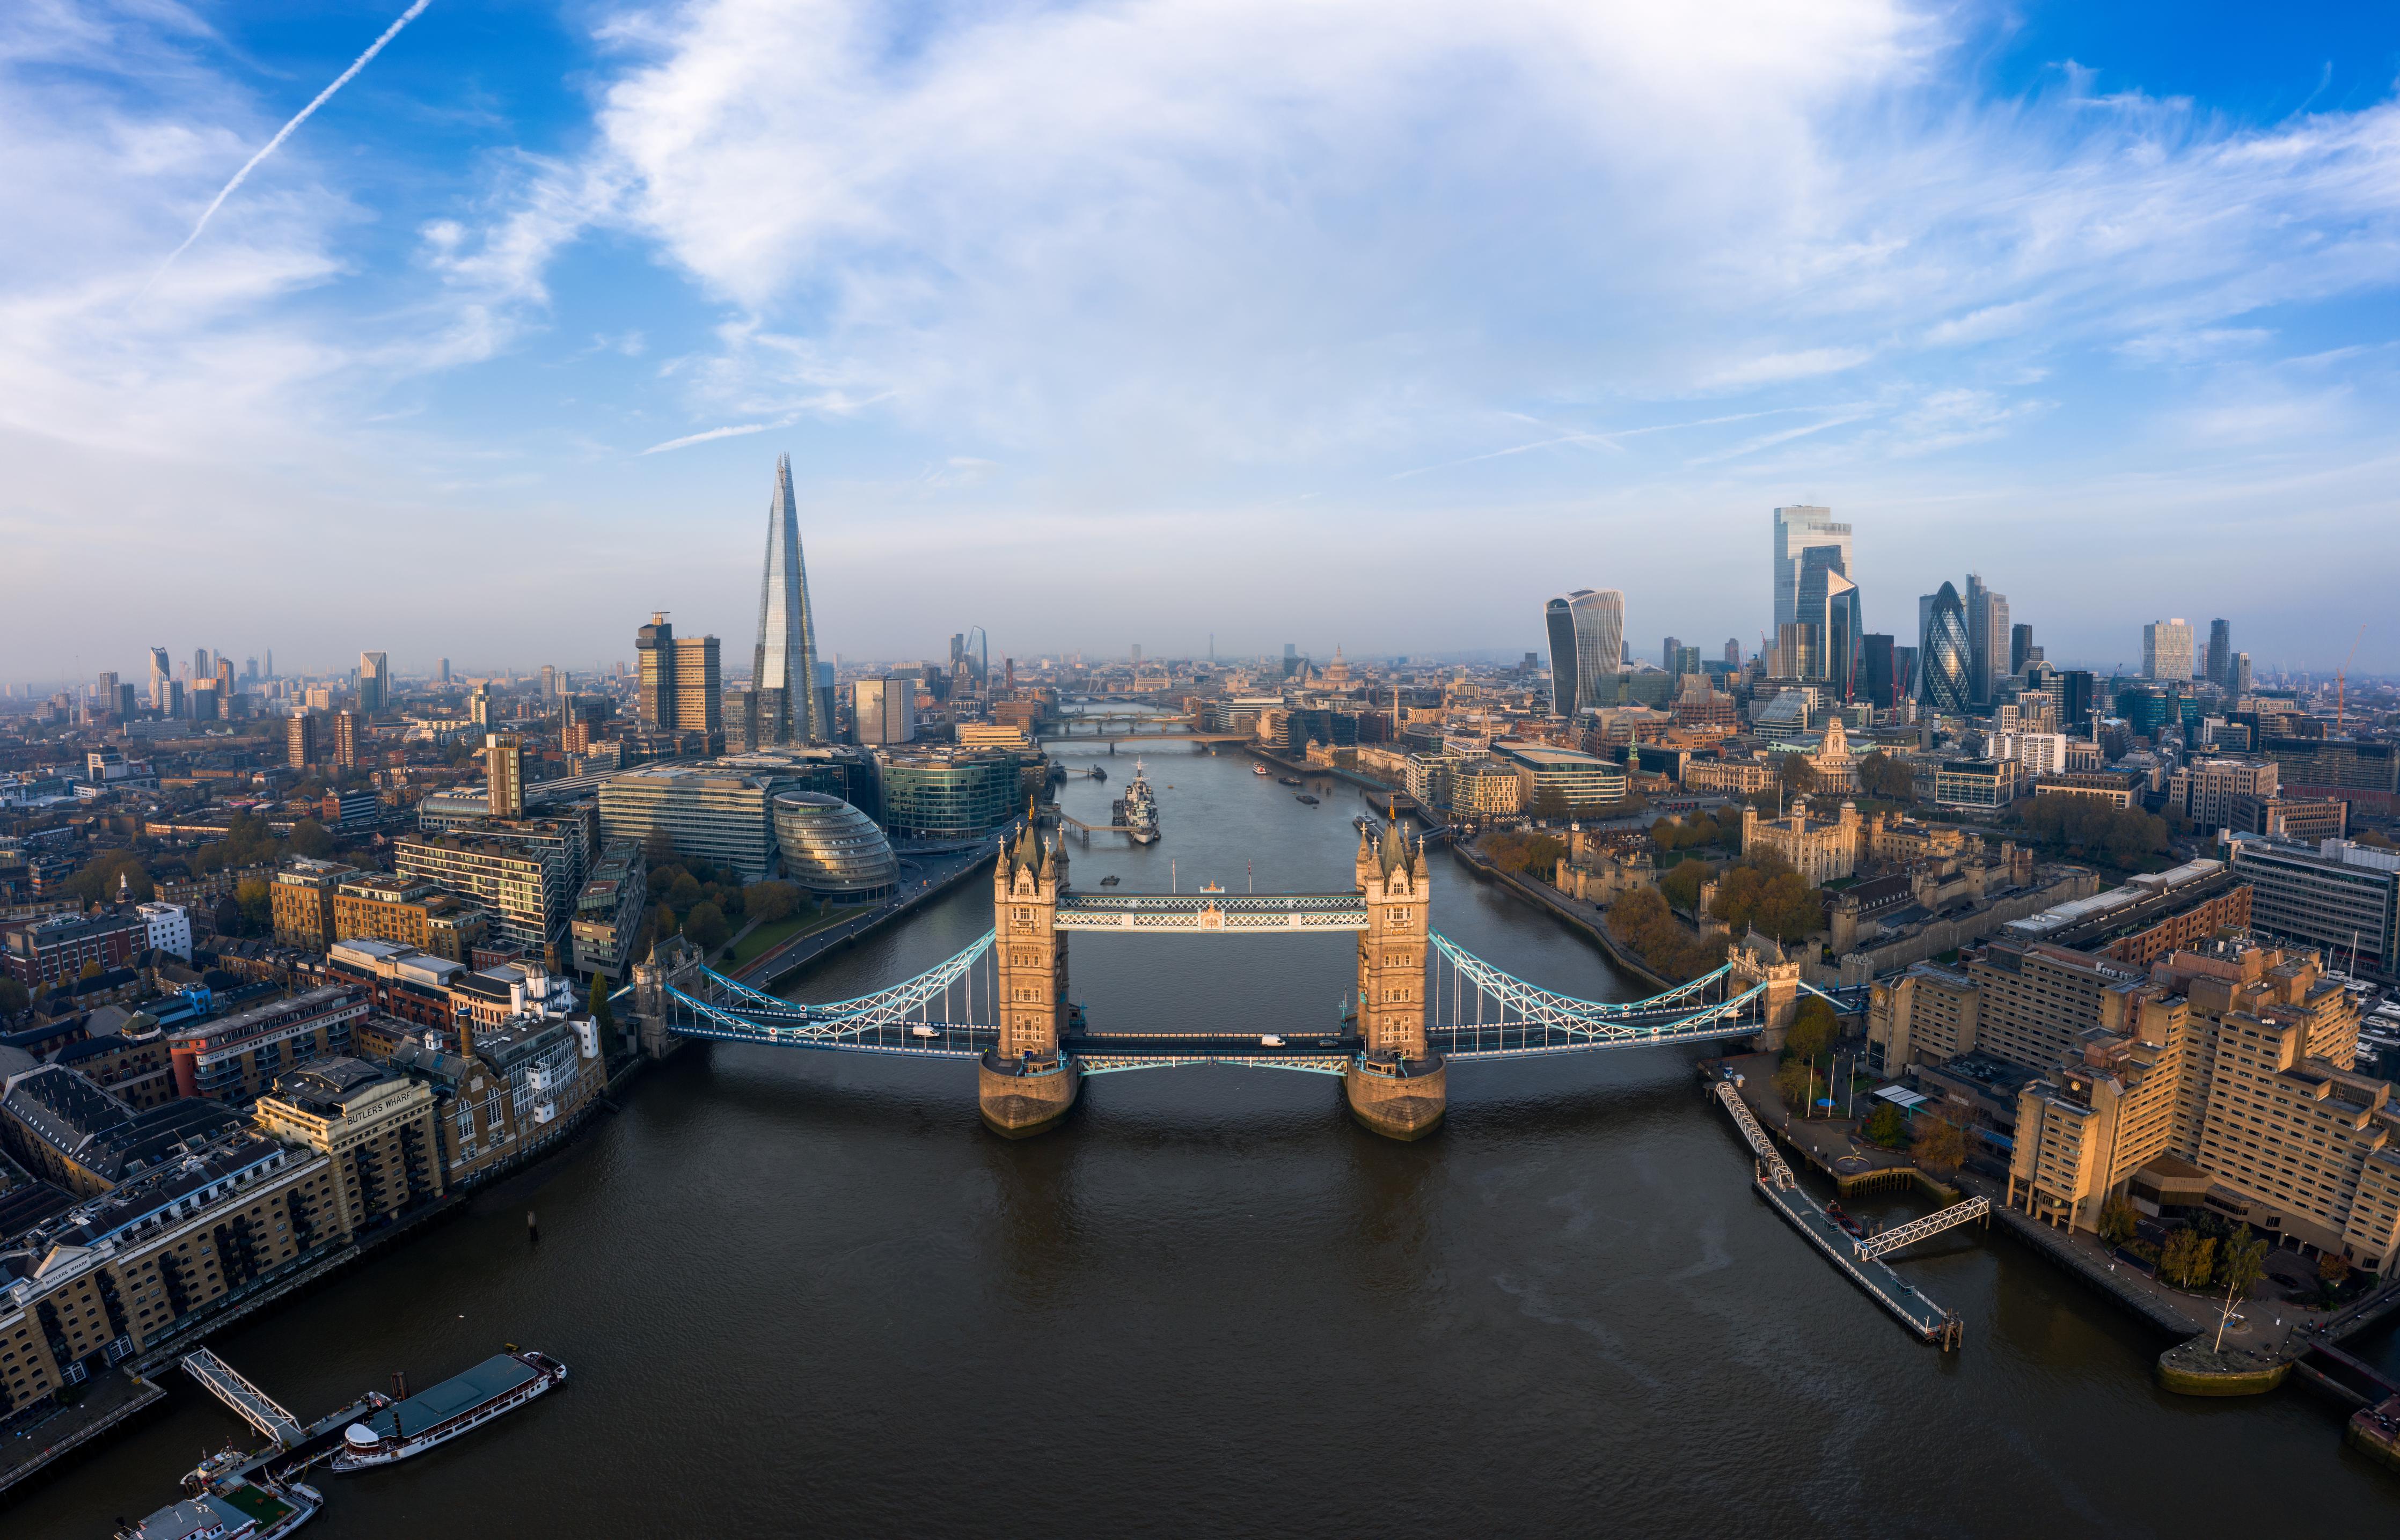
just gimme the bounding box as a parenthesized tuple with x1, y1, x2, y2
(1064, 1030, 1363, 1060)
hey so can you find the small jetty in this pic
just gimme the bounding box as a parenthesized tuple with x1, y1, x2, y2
(1712, 1079, 1975, 1350)
(180, 1348, 390, 1491)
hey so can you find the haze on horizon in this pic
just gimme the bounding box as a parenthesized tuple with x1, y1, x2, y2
(6, 0, 2400, 681)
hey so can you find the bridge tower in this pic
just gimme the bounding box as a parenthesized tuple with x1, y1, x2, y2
(1347, 821, 1445, 1139)
(1727, 929, 1801, 1052)
(980, 817, 1079, 1137)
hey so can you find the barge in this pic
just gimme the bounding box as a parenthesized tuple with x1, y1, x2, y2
(330, 1351, 568, 1471)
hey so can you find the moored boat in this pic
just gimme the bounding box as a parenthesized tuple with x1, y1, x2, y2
(1253, 762, 1271, 776)
(119, 1477, 319, 1539)
(330, 1351, 568, 1472)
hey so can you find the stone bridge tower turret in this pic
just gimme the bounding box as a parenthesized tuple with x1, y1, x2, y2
(1347, 820, 1445, 1139)
(980, 816, 1079, 1138)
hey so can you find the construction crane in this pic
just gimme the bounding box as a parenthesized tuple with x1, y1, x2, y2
(2338, 623, 2366, 731)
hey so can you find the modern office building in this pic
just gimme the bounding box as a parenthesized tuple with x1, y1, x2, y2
(597, 762, 794, 879)
(1964, 574, 2008, 708)
(2205, 618, 2232, 690)
(2164, 757, 2278, 832)
(148, 646, 172, 710)
(854, 677, 918, 746)
(1794, 547, 1861, 696)
(755, 452, 828, 745)
(2142, 619, 2195, 681)
(773, 792, 899, 903)
(1860, 635, 1896, 709)
(1494, 744, 1627, 812)
(1919, 582, 1971, 714)
(358, 651, 389, 714)
(2260, 737, 2400, 813)
(2226, 835, 2400, 978)
(637, 613, 676, 728)
(1543, 589, 1624, 717)
(1772, 505, 1851, 631)
(2010, 622, 2035, 677)
(872, 749, 1022, 841)
(675, 634, 722, 741)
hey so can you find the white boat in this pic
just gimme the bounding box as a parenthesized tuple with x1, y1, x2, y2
(330, 1351, 567, 1471)
(1118, 761, 1161, 845)
(119, 1478, 320, 1539)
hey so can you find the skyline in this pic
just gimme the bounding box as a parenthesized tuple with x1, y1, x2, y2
(8, 1, 2400, 673)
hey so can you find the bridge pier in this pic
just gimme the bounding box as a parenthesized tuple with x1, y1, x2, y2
(1344, 1050, 1446, 1140)
(978, 1051, 1080, 1138)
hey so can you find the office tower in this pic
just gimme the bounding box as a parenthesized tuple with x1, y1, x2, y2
(636, 613, 676, 727)
(244, 657, 259, 681)
(333, 709, 361, 770)
(1543, 589, 1625, 717)
(1724, 639, 1741, 669)
(540, 664, 558, 702)
(1772, 622, 1817, 680)
(1662, 636, 1681, 674)
(1794, 547, 1861, 695)
(1860, 635, 1895, 709)
(1772, 505, 1851, 630)
(358, 651, 389, 714)
(1920, 583, 1971, 714)
(148, 647, 172, 709)
(215, 657, 233, 701)
(2055, 670, 2096, 735)
(2010, 623, 2035, 677)
(437, 657, 451, 685)
(1891, 646, 1918, 704)
(470, 684, 492, 728)
(2235, 653, 2252, 694)
(1671, 645, 1701, 679)
(1131, 643, 1143, 665)
(265, 648, 274, 678)
(115, 682, 136, 718)
(723, 687, 761, 753)
(194, 647, 211, 683)
(755, 453, 826, 745)
(852, 677, 918, 745)
(287, 714, 319, 768)
(2203, 618, 2231, 688)
(1962, 575, 2008, 708)
(486, 734, 525, 820)
(96, 671, 118, 713)
(674, 634, 722, 741)
(2143, 619, 2195, 681)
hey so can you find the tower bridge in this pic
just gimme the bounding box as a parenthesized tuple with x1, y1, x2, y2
(634, 819, 1834, 1141)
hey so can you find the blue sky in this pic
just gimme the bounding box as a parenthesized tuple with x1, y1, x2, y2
(6, 0, 2400, 680)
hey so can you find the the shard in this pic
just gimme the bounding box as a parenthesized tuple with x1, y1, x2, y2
(754, 453, 825, 744)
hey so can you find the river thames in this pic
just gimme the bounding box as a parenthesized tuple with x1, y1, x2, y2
(19, 740, 2400, 1536)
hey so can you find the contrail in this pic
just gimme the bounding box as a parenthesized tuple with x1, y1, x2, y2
(139, 0, 433, 298)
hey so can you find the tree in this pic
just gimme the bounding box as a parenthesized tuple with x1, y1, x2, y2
(0, 977, 27, 1021)
(1783, 996, 1838, 1062)
(286, 819, 335, 859)
(2319, 1253, 2353, 1296)
(1856, 750, 1915, 802)
(2218, 1224, 2267, 1299)
(684, 900, 730, 954)
(667, 872, 704, 910)
(1774, 1057, 1816, 1110)
(1659, 859, 1710, 913)
(78, 960, 102, 982)
(64, 850, 153, 906)
(2098, 1195, 2139, 1248)
(589, 983, 617, 1037)
(236, 878, 273, 936)
(746, 881, 800, 926)
(2159, 1227, 2215, 1290)
(1863, 1102, 1908, 1148)
(1910, 1115, 1967, 1173)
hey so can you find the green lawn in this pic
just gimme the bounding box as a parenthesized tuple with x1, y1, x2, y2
(727, 908, 833, 967)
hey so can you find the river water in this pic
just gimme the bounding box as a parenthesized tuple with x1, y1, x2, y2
(18, 736, 2400, 1536)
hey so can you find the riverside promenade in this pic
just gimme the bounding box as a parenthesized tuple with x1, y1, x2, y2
(735, 835, 1006, 992)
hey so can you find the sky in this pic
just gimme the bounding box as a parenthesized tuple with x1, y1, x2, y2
(6, 0, 2400, 682)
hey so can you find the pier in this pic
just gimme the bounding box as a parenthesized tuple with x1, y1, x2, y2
(179, 1348, 389, 1493)
(1713, 1078, 1969, 1351)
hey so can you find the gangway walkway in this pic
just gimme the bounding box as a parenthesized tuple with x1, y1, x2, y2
(1709, 1078, 1965, 1351)
(1856, 1196, 1991, 1260)
(1714, 1080, 1795, 1189)
(181, 1348, 303, 1446)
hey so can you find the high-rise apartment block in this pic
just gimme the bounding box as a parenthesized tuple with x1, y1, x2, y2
(486, 734, 525, 820)
(287, 713, 320, 769)
(358, 651, 389, 714)
(332, 709, 361, 770)
(2142, 619, 2195, 681)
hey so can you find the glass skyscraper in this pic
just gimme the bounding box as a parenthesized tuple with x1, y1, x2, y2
(1773, 505, 1852, 632)
(1794, 547, 1863, 697)
(1543, 589, 1624, 717)
(1921, 582, 1972, 714)
(755, 453, 826, 745)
